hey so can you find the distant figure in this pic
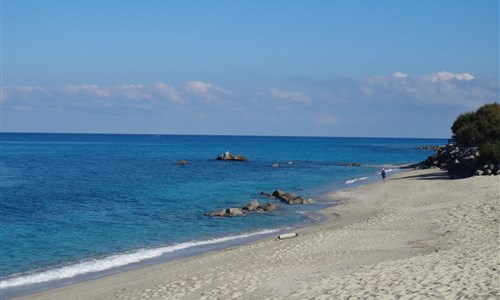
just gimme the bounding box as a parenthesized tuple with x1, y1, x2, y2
(381, 168, 386, 180)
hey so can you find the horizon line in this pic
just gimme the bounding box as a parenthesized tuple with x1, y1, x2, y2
(0, 131, 449, 140)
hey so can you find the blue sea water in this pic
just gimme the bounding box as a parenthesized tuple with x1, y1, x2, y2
(0, 133, 445, 296)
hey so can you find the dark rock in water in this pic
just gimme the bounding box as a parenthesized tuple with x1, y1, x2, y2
(419, 145, 444, 150)
(216, 152, 248, 161)
(271, 190, 314, 205)
(225, 208, 244, 217)
(242, 199, 260, 211)
(339, 163, 362, 167)
(259, 203, 276, 212)
(177, 160, 188, 165)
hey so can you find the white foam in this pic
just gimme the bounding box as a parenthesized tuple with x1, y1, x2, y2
(0, 228, 279, 289)
(345, 177, 369, 184)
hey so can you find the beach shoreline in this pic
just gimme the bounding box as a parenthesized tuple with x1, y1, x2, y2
(10, 168, 500, 299)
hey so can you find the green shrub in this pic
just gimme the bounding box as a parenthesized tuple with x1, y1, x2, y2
(479, 140, 500, 163)
(451, 103, 500, 163)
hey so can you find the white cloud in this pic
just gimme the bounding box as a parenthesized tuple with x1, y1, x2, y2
(62, 83, 188, 104)
(357, 71, 495, 109)
(154, 83, 183, 103)
(183, 81, 232, 102)
(393, 71, 408, 79)
(269, 87, 309, 103)
(64, 84, 110, 97)
(2, 85, 49, 103)
(426, 71, 475, 82)
(184, 81, 213, 95)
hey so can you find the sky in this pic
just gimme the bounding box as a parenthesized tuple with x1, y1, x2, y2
(1, 0, 499, 138)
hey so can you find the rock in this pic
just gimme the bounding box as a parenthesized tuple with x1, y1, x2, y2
(260, 191, 274, 198)
(216, 152, 248, 161)
(242, 199, 260, 211)
(271, 190, 285, 198)
(225, 208, 244, 217)
(177, 160, 188, 165)
(419, 145, 444, 150)
(271, 163, 279, 167)
(259, 203, 276, 212)
(207, 209, 226, 217)
(420, 144, 498, 178)
(271, 190, 312, 205)
(339, 163, 362, 167)
(475, 170, 484, 176)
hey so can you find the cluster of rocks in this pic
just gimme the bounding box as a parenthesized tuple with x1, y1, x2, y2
(339, 163, 362, 167)
(260, 190, 315, 205)
(206, 189, 315, 217)
(206, 199, 276, 217)
(421, 144, 499, 178)
(419, 145, 444, 150)
(216, 152, 248, 161)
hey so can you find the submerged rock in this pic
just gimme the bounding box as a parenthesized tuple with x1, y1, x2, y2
(339, 163, 362, 167)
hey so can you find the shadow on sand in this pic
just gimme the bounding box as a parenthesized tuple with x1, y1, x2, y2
(391, 169, 451, 181)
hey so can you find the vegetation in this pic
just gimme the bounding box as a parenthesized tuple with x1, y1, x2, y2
(451, 103, 500, 163)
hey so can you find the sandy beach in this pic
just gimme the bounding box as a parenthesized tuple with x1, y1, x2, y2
(13, 168, 499, 299)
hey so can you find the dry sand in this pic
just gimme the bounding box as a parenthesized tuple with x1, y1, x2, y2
(14, 168, 500, 299)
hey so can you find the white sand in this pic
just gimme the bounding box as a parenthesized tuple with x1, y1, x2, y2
(14, 169, 500, 299)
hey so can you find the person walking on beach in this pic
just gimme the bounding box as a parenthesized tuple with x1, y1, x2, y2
(381, 168, 386, 181)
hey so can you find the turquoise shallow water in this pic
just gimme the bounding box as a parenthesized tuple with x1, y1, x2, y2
(0, 133, 444, 295)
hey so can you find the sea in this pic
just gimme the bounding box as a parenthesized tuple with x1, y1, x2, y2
(0, 133, 445, 298)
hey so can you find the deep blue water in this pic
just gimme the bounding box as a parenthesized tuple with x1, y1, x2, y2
(0, 133, 444, 295)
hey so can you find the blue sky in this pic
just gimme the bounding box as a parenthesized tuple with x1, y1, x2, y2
(2, 0, 499, 137)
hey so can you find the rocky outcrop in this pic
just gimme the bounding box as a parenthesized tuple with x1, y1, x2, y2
(206, 199, 277, 217)
(216, 152, 248, 161)
(421, 144, 499, 178)
(270, 190, 315, 205)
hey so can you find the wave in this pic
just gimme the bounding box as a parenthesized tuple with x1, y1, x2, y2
(0, 228, 280, 289)
(344, 176, 369, 184)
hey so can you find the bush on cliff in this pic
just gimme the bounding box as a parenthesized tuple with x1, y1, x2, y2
(451, 103, 500, 164)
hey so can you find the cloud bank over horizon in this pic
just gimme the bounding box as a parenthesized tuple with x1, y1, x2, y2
(2, 71, 498, 138)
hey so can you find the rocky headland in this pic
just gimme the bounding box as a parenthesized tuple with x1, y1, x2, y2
(420, 144, 499, 178)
